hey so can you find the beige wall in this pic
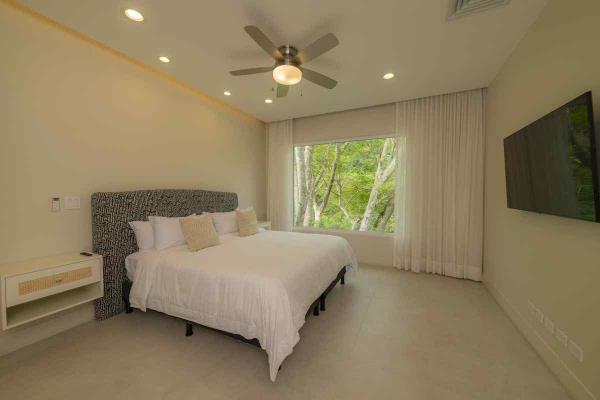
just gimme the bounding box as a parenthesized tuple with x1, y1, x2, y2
(295, 228, 394, 267)
(484, 1, 600, 399)
(0, 2, 265, 352)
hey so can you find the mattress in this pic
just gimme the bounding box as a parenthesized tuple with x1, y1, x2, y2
(126, 230, 357, 381)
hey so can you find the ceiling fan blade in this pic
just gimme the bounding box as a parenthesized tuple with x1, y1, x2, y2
(296, 33, 339, 64)
(276, 84, 289, 98)
(301, 68, 337, 89)
(244, 26, 283, 60)
(229, 67, 273, 76)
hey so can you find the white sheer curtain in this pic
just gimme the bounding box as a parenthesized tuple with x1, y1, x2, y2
(394, 89, 484, 281)
(267, 120, 294, 231)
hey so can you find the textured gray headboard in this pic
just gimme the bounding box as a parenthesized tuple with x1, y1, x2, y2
(91, 189, 238, 320)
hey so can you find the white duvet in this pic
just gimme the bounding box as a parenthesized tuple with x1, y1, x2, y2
(127, 230, 357, 381)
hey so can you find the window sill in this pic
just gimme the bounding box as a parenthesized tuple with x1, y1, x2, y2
(293, 227, 394, 238)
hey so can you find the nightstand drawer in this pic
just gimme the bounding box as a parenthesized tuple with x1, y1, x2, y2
(5, 259, 101, 307)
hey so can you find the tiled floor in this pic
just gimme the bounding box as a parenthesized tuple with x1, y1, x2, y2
(0, 265, 570, 399)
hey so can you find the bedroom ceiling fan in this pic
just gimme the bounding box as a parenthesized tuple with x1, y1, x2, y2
(230, 26, 339, 98)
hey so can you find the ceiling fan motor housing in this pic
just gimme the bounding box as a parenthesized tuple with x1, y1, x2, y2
(273, 45, 302, 85)
(276, 45, 300, 67)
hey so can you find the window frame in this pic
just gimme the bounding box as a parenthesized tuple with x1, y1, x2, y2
(293, 226, 394, 238)
(292, 134, 397, 236)
(293, 133, 395, 147)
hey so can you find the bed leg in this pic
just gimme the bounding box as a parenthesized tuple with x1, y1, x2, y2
(319, 295, 326, 311)
(123, 280, 133, 313)
(124, 295, 133, 314)
(341, 275, 345, 285)
(313, 304, 320, 316)
(185, 322, 194, 337)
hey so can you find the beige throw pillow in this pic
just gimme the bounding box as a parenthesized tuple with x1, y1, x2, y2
(236, 207, 259, 237)
(179, 215, 220, 252)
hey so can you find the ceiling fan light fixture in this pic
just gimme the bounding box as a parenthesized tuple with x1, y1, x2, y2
(230, 26, 339, 94)
(273, 64, 302, 85)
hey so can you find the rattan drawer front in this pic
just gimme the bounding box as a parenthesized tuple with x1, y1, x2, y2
(18, 266, 92, 296)
(5, 259, 101, 307)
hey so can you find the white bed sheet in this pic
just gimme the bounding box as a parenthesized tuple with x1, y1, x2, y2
(125, 251, 143, 281)
(126, 230, 357, 381)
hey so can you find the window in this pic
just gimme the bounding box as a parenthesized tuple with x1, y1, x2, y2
(294, 137, 396, 233)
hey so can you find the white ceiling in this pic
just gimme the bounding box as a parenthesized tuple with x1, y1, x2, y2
(16, 0, 547, 122)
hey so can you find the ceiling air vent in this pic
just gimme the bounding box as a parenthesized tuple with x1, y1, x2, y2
(448, 0, 511, 20)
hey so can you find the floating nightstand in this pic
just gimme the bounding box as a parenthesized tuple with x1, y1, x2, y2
(0, 253, 103, 330)
(257, 221, 272, 230)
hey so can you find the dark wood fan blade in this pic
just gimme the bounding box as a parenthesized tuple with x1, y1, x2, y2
(229, 67, 273, 76)
(244, 26, 283, 60)
(301, 68, 337, 89)
(276, 84, 289, 98)
(296, 33, 339, 64)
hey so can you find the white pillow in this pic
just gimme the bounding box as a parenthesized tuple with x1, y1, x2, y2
(149, 215, 196, 250)
(205, 211, 238, 235)
(128, 221, 154, 251)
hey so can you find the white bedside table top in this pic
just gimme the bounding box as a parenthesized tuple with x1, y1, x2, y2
(0, 253, 102, 277)
(257, 221, 271, 229)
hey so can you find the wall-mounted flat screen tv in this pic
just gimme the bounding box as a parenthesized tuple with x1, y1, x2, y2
(503, 92, 600, 222)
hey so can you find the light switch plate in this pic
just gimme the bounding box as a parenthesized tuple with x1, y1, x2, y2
(64, 196, 81, 210)
(51, 197, 61, 212)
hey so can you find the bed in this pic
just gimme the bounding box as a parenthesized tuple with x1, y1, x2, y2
(91, 189, 357, 381)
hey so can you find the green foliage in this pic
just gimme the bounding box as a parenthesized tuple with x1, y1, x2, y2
(294, 138, 396, 232)
(567, 103, 596, 221)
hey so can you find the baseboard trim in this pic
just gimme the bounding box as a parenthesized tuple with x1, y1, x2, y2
(484, 281, 597, 400)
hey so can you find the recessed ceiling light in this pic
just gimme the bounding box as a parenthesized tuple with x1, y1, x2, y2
(224, 91, 231, 96)
(265, 98, 273, 104)
(124, 9, 144, 22)
(159, 56, 170, 63)
(383, 73, 395, 80)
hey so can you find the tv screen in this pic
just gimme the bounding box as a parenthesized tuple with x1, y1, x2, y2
(503, 92, 600, 222)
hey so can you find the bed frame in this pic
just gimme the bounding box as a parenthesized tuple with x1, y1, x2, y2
(92, 189, 348, 352)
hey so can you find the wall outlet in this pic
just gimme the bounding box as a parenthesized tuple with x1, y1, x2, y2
(543, 317, 555, 334)
(568, 340, 584, 362)
(527, 301, 536, 316)
(64, 196, 81, 210)
(534, 307, 544, 323)
(555, 328, 568, 347)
